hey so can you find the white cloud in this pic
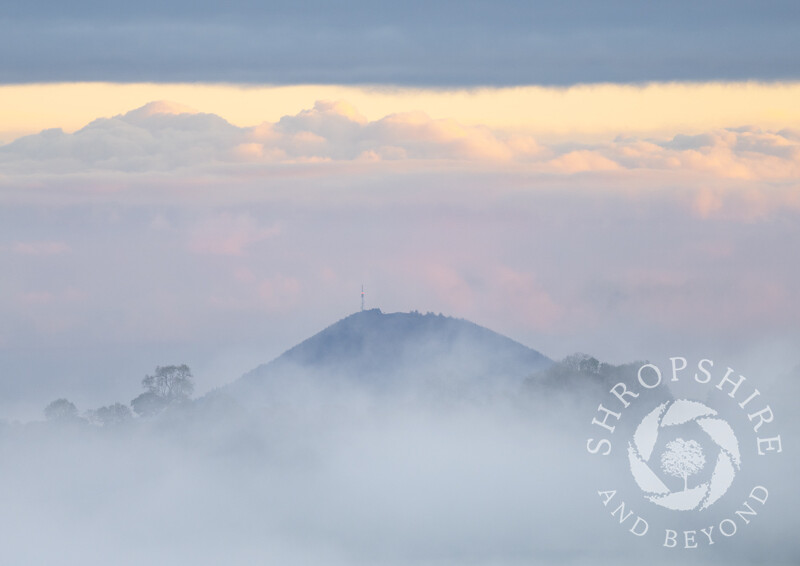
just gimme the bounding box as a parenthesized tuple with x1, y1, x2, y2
(547, 150, 621, 173)
(0, 101, 244, 173)
(3, 101, 800, 185)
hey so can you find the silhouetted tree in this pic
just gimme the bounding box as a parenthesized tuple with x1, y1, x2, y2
(89, 403, 133, 427)
(563, 353, 601, 374)
(132, 364, 194, 416)
(142, 364, 194, 400)
(44, 398, 79, 422)
(131, 391, 168, 417)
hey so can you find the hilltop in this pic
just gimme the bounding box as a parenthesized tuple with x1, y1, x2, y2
(226, 309, 552, 404)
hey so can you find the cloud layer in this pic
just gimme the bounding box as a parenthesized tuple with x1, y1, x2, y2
(2, 1, 799, 85)
(3, 100, 800, 186)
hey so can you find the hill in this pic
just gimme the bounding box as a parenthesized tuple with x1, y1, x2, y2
(226, 309, 552, 405)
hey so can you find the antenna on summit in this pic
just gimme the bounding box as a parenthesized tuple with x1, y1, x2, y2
(361, 284, 365, 312)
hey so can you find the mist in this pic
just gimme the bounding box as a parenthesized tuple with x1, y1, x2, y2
(0, 339, 796, 566)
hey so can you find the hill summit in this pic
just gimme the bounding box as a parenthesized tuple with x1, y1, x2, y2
(228, 309, 552, 404)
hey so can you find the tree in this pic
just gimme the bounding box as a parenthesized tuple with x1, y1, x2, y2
(661, 438, 706, 491)
(131, 391, 168, 417)
(142, 364, 194, 400)
(44, 398, 79, 422)
(89, 403, 133, 427)
(132, 364, 194, 417)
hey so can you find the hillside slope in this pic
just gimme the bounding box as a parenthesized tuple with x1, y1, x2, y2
(227, 309, 552, 404)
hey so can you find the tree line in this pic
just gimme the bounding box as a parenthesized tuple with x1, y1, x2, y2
(43, 364, 195, 426)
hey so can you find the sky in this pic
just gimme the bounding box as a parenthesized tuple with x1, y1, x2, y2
(2, 1, 800, 418)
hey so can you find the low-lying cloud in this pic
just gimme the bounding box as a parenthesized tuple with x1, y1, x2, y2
(1, 372, 796, 566)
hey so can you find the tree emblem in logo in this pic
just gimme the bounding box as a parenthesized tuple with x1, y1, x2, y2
(660, 438, 706, 491)
(628, 399, 741, 511)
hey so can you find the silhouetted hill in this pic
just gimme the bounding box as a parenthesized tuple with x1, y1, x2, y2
(227, 309, 552, 404)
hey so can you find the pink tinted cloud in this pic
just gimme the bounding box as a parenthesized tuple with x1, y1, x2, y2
(4, 100, 800, 183)
(491, 267, 564, 332)
(187, 213, 280, 256)
(258, 275, 301, 311)
(416, 261, 563, 333)
(422, 264, 476, 313)
(687, 184, 800, 221)
(546, 150, 621, 173)
(368, 111, 515, 161)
